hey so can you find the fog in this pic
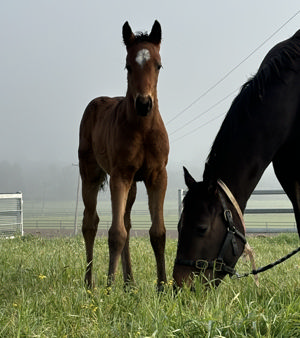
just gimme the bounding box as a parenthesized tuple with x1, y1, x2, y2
(0, 160, 281, 205)
(1, 1, 298, 202)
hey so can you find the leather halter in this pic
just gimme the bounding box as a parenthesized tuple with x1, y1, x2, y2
(175, 180, 247, 276)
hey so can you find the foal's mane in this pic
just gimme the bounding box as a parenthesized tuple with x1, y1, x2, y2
(204, 30, 300, 177)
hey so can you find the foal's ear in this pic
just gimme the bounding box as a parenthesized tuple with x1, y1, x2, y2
(183, 167, 196, 189)
(149, 20, 162, 45)
(123, 21, 135, 47)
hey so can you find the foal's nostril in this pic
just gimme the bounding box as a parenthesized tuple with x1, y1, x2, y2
(135, 95, 152, 116)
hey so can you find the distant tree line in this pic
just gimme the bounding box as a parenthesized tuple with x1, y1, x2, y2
(0, 161, 79, 201)
(0, 161, 185, 202)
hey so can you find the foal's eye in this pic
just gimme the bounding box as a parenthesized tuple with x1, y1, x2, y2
(125, 64, 132, 73)
(157, 64, 162, 71)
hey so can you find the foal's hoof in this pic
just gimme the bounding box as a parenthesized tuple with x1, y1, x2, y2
(123, 280, 136, 293)
(85, 277, 95, 290)
(156, 281, 167, 293)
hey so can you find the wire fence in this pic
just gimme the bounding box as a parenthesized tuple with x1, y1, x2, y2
(22, 194, 298, 237)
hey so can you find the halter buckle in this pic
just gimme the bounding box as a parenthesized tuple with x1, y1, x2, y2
(195, 259, 209, 270)
(214, 259, 224, 272)
(224, 209, 233, 222)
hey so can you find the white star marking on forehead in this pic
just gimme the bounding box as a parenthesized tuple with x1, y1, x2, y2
(135, 49, 151, 67)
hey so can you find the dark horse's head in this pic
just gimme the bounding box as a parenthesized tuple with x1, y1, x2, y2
(123, 21, 162, 117)
(173, 167, 246, 288)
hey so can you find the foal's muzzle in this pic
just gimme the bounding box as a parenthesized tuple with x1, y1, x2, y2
(135, 95, 153, 116)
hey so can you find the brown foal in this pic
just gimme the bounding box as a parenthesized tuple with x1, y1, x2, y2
(78, 20, 169, 289)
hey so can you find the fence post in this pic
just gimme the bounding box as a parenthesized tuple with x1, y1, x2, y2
(73, 164, 81, 236)
(178, 189, 184, 220)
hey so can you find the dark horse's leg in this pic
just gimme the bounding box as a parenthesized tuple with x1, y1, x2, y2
(122, 182, 137, 287)
(145, 168, 168, 290)
(273, 141, 300, 236)
(79, 155, 106, 288)
(108, 172, 133, 286)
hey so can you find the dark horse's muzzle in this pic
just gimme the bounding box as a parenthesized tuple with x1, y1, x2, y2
(135, 95, 153, 116)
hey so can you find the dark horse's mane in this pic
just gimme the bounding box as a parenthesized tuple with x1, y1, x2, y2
(204, 30, 300, 180)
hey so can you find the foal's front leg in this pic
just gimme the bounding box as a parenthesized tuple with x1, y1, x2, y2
(107, 173, 132, 286)
(122, 182, 137, 287)
(146, 168, 168, 290)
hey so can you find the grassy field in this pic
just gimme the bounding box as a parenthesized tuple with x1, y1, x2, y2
(0, 234, 300, 337)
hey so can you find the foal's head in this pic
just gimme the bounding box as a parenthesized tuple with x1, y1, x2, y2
(123, 21, 162, 116)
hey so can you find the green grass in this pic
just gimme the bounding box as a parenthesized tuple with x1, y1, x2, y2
(0, 234, 300, 337)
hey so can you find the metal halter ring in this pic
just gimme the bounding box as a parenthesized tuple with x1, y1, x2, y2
(195, 259, 209, 270)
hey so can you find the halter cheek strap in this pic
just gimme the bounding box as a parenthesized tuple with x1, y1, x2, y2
(217, 180, 247, 256)
(217, 179, 246, 232)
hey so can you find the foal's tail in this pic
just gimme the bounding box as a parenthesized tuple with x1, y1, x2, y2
(98, 169, 108, 191)
(78, 148, 108, 192)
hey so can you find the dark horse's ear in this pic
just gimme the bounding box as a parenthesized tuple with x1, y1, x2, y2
(203, 163, 218, 195)
(207, 180, 218, 196)
(183, 167, 196, 189)
(123, 21, 135, 47)
(149, 20, 162, 45)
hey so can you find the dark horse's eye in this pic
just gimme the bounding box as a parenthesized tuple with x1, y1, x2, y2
(195, 224, 208, 236)
(157, 64, 162, 70)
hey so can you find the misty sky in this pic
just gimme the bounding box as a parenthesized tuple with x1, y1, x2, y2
(1, 1, 299, 186)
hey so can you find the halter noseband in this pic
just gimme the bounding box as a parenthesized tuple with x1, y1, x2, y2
(175, 180, 247, 277)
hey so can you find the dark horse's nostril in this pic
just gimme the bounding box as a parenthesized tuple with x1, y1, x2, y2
(135, 95, 152, 116)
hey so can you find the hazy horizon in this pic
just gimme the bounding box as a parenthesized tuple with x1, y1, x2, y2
(1, 1, 298, 196)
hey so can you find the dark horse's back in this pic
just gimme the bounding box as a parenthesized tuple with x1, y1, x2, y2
(270, 32, 300, 226)
(260, 30, 300, 218)
(259, 29, 300, 70)
(207, 28, 300, 234)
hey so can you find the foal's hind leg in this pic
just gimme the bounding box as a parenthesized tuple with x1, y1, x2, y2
(79, 158, 106, 288)
(273, 147, 300, 236)
(122, 182, 137, 287)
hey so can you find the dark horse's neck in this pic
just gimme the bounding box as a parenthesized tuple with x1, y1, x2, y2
(204, 152, 266, 213)
(203, 31, 300, 211)
(204, 159, 266, 213)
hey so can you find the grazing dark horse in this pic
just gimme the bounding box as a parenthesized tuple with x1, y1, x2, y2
(79, 21, 169, 289)
(173, 29, 300, 288)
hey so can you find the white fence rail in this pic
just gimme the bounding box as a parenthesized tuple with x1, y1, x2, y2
(15, 189, 298, 236)
(0, 192, 23, 237)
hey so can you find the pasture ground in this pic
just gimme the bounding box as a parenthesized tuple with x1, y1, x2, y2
(0, 233, 300, 337)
